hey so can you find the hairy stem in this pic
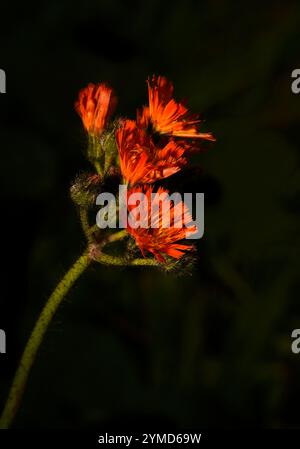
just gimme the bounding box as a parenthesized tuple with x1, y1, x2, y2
(97, 252, 160, 268)
(79, 208, 92, 241)
(130, 258, 160, 267)
(105, 229, 128, 245)
(0, 251, 92, 429)
(94, 160, 103, 176)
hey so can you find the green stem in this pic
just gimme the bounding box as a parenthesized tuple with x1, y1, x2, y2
(98, 252, 160, 268)
(98, 253, 127, 266)
(94, 160, 103, 176)
(105, 229, 128, 244)
(131, 258, 160, 267)
(0, 251, 92, 429)
(79, 208, 92, 241)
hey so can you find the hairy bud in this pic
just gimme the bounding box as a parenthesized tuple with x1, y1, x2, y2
(70, 173, 102, 208)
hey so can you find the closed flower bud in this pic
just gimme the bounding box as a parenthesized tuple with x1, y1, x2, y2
(70, 173, 102, 208)
(75, 83, 116, 136)
(86, 121, 119, 173)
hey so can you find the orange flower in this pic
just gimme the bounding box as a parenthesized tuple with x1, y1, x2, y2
(126, 185, 196, 263)
(116, 120, 187, 186)
(75, 83, 116, 135)
(137, 75, 215, 141)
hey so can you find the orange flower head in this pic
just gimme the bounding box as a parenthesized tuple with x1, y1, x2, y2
(126, 185, 197, 263)
(116, 119, 188, 186)
(137, 75, 215, 141)
(75, 83, 117, 135)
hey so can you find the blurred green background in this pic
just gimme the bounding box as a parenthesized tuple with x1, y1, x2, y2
(0, 0, 300, 428)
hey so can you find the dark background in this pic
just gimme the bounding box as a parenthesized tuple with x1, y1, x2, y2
(0, 0, 300, 428)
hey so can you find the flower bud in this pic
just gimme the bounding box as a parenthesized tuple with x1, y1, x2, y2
(75, 83, 116, 136)
(70, 173, 102, 208)
(87, 123, 119, 174)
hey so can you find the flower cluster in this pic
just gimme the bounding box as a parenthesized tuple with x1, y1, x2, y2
(0, 76, 215, 431)
(75, 75, 215, 264)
